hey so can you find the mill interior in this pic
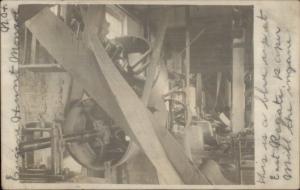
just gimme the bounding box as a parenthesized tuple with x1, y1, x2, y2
(18, 4, 254, 185)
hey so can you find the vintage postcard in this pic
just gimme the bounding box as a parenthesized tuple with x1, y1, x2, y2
(1, 0, 299, 189)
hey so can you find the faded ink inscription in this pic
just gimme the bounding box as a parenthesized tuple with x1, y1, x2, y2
(255, 9, 296, 184)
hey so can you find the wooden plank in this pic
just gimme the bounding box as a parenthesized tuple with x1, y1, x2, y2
(141, 8, 170, 104)
(184, 6, 192, 129)
(185, 6, 190, 89)
(183, 8, 194, 161)
(232, 35, 245, 133)
(26, 8, 182, 185)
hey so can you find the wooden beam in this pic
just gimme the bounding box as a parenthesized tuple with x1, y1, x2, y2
(185, 6, 190, 89)
(147, 98, 210, 184)
(232, 32, 245, 133)
(184, 6, 192, 129)
(26, 8, 182, 184)
(89, 33, 183, 185)
(141, 7, 170, 105)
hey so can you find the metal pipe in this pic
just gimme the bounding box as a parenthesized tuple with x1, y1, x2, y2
(19, 130, 101, 153)
(20, 137, 52, 146)
(19, 141, 51, 153)
(22, 127, 52, 131)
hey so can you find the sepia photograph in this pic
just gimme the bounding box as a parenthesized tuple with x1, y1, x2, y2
(14, 3, 254, 185)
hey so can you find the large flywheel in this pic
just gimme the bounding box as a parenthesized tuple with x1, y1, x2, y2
(63, 98, 139, 170)
(62, 35, 151, 170)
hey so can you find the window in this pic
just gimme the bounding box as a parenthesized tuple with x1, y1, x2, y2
(105, 11, 123, 39)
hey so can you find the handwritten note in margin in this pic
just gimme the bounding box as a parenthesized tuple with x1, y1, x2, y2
(254, 7, 299, 188)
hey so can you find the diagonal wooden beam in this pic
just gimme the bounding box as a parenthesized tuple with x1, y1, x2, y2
(84, 6, 209, 185)
(26, 8, 182, 184)
(89, 32, 209, 184)
(26, 8, 210, 184)
(145, 59, 210, 185)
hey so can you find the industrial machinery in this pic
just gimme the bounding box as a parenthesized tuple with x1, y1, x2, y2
(18, 4, 254, 184)
(19, 34, 152, 175)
